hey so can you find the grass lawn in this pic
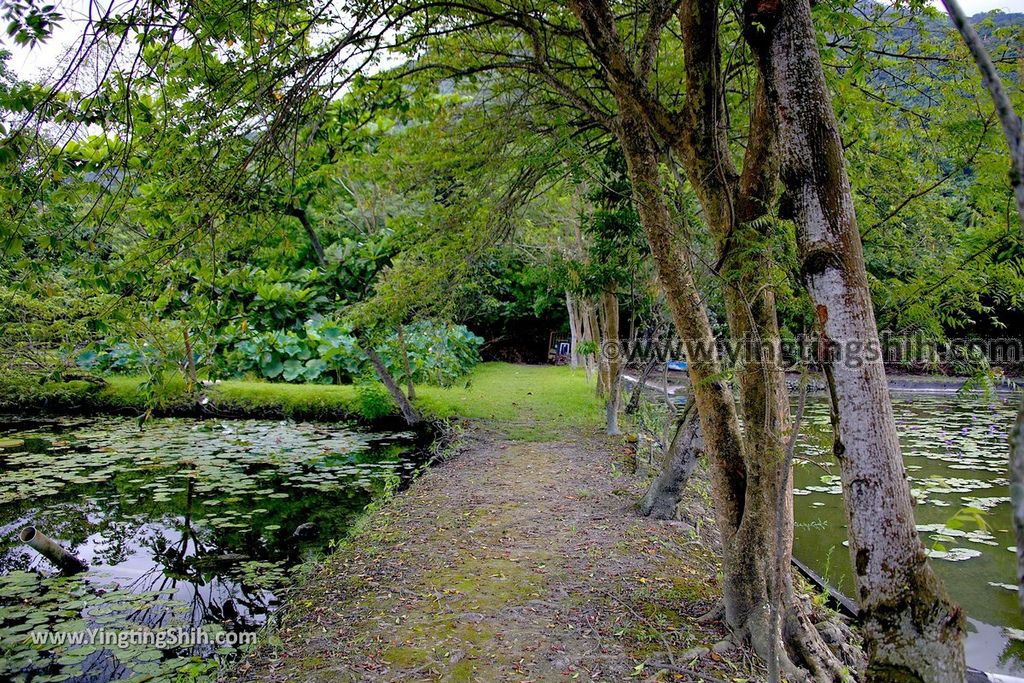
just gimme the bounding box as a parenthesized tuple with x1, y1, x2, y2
(417, 363, 604, 438)
(1, 363, 605, 437)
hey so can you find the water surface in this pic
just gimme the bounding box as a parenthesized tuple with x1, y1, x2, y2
(792, 394, 1022, 676)
(0, 415, 425, 682)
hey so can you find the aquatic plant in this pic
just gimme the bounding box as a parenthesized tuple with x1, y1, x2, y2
(0, 416, 423, 682)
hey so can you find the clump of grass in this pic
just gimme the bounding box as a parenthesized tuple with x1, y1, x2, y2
(0, 370, 107, 410)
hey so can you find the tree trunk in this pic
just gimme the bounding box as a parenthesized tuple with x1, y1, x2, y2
(579, 299, 597, 382)
(600, 289, 621, 434)
(745, 0, 966, 678)
(182, 327, 198, 388)
(613, 94, 746, 607)
(625, 359, 658, 415)
(672, 0, 804, 658)
(359, 339, 421, 426)
(640, 405, 703, 519)
(568, 1, 845, 675)
(595, 296, 608, 399)
(397, 325, 416, 400)
(286, 204, 327, 269)
(566, 291, 582, 369)
(586, 302, 600, 383)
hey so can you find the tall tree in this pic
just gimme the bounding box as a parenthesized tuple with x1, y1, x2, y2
(744, 0, 967, 678)
(564, 1, 843, 674)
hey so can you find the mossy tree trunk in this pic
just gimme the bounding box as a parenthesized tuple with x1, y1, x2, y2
(744, 0, 966, 678)
(614, 96, 799, 665)
(569, 1, 843, 676)
(640, 403, 702, 519)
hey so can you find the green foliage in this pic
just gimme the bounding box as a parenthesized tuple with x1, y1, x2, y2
(0, 0, 1022, 395)
(557, 148, 650, 301)
(355, 381, 397, 419)
(577, 340, 599, 358)
(214, 318, 482, 386)
(217, 318, 360, 384)
(376, 321, 484, 387)
(1, 0, 63, 46)
(817, 1, 1024, 341)
(77, 342, 155, 374)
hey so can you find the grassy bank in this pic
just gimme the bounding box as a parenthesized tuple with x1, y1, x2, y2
(0, 363, 604, 435)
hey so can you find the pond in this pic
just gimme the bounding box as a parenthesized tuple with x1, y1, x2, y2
(0, 415, 428, 682)
(792, 393, 1023, 677)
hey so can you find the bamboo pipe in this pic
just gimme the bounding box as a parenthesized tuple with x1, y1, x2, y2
(19, 526, 88, 575)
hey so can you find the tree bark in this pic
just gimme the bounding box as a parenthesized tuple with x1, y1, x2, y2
(613, 94, 746, 601)
(745, 0, 966, 678)
(640, 405, 703, 519)
(587, 303, 601, 379)
(565, 1, 841, 675)
(566, 291, 582, 369)
(568, 1, 846, 676)
(595, 295, 608, 399)
(625, 359, 658, 415)
(579, 298, 598, 381)
(673, 0, 807, 661)
(182, 326, 198, 388)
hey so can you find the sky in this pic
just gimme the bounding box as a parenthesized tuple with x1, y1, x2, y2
(3, 0, 1024, 81)
(955, 0, 1024, 8)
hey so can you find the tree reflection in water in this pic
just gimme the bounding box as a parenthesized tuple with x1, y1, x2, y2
(0, 415, 427, 681)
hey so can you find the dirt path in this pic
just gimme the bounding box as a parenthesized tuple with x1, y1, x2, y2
(231, 425, 763, 682)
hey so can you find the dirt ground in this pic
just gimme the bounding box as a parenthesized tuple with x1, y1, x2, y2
(230, 424, 765, 682)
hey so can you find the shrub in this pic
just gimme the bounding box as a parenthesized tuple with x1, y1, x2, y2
(354, 381, 396, 419)
(81, 318, 484, 387)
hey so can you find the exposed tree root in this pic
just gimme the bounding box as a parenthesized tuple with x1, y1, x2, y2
(784, 592, 861, 682)
(698, 602, 726, 624)
(700, 585, 862, 681)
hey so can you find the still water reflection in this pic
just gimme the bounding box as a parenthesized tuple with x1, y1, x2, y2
(0, 415, 425, 682)
(792, 394, 1022, 676)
